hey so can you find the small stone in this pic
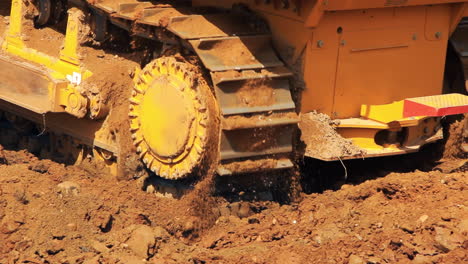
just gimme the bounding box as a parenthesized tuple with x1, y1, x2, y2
(440, 214, 453, 221)
(83, 255, 100, 264)
(272, 218, 278, 225)
(67, 223, 77, 231)
(184, 217, 196, 233)
(434, 227, 464, 252)
(0, 219, 21, 234)
(348, 254, 364, 264)
(118, 255, 145, 264)
(46, 240, 64, 255)
(219, 206, 230, 217)
(211, 207, 221, 218)
(57, 181, 80, 197)
(28, 161, 49, 173)
(341, 184, 351, 190)
(312, 235, 322, 245)
(412, 255, 433, 264)
(90, 240, 109, 253)
(230, 202, 240, 217)
(146, 185, 155, 194)
(248, 218, 260, 224)
(127, 225, 156, 258)
(400, 223, 414, 234)
(238, 203, 251, 219)
(458, 219, 468, 234)
(367, 256, 381, 264)
(418, 215, 429, 223)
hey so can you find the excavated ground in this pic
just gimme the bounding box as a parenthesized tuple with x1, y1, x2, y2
(0, 142, 467, 264)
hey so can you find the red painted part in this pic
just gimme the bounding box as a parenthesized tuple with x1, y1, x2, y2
(403, 100, 468, 117)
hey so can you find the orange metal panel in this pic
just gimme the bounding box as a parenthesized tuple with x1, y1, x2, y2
(326, 0, 468, 11)
(301, 5, 452, 118)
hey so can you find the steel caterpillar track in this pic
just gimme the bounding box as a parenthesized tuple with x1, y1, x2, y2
(74, 0, 299, 176)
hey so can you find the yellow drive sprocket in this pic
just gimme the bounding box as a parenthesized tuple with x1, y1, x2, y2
(129, 57, 216, 179)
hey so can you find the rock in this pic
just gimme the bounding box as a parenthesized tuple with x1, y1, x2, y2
(348, 254, 364, 264)
(13, 188, 29, 205)
(46, 240, 64, 255)
(67, 223, 77, 231)
(0, 218, 22, 234)
(153, 226, 169, 240)
(211, 207, 221, 218)
(90, 240, 109, 253)
(412, 255, 433, 264)
(126, 225, 157, 258)
(146, 185, 155, 194)
(312, 235, 322, 245)
(219, 206, 230, 217)
(248, 218, 260, 224)
(434, 227, 464, 252)
(83, 255, 100, 264)
(399, 223, 414, 234)
(0, 145, 7, 164)
(458, 218, 468, 234)
(367, 256, 382, 264)
(57, 181, 81, 197)
(238, 203, 252, 219)
(418, 215, 429, 223)
(230, 202, 240, 217)
(28, 161, 50, 173)
(441, 213, 453, 221)
(118, 255, 145, 264)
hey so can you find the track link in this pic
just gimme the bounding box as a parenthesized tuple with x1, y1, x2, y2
(83, 0, 298, 176)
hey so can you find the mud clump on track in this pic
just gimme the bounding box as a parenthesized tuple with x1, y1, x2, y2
(0, 145, 466, 263)
(300, 112, 365, 160)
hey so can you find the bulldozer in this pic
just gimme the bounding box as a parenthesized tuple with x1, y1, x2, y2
(0, 0, 467, 193)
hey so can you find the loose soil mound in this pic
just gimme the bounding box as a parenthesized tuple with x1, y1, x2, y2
(0, 146, 466, 264)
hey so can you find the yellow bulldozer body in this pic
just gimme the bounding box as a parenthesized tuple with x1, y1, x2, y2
(196, 0, 468, 158)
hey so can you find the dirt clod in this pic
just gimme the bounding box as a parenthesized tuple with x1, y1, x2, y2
(300, 111, 365, 159)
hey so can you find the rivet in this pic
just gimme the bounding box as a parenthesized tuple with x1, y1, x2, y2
(435, 32, 442, 39)
(317, 40, 324, 48)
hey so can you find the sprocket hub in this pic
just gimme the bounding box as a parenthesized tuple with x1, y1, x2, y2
(129, 57, 214, 179)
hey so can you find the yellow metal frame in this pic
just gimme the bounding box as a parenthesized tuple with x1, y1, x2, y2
(2, 0, 92, 116)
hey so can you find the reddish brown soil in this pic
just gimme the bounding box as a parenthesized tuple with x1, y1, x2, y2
(0, 145, 466, 264)
(236, 79, 276, 107)
(300, 111, 365, 160)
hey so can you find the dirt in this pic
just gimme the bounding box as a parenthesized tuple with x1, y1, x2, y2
(0, 145, 466, 264)
(443, 114, 468, 159)
(300, 111, 366, 160)
(236, 79, 276, 107)
(200, 38, 258, 67)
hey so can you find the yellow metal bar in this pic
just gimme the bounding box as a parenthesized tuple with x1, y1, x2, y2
(3, 0, 25, 49)
(60, 9, 81, 66)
